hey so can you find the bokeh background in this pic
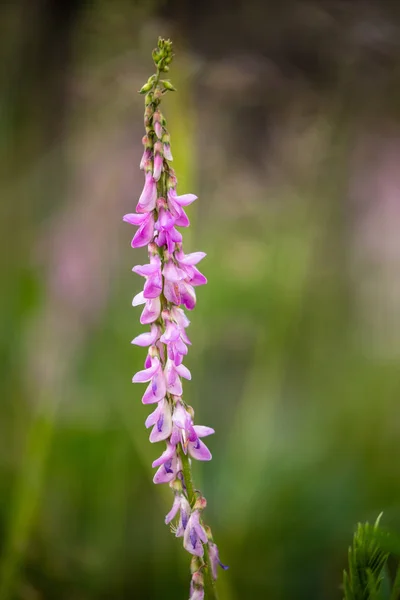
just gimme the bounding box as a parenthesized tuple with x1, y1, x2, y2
(1, 1, 400, 598)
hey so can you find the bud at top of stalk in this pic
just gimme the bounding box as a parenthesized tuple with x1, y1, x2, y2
(152, 37, 174, 72)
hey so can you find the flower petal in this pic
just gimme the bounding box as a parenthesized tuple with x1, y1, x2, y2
(188, 438, 212, 461)
(177, 251, 206, 266)
(193, 425, 215, 438)
(132, 357, 160, 383)
(131, 325, 159, 347)
(173, 193, 198, 206)
(123, 213, 147, 225)
(149, 399, 172, 442)
(175, 363, 191, 380)
(132, 291, 146, 306)
(140, 296, 161, 324)
(165, 495, 181, 524)
(152, 443, 176, 468)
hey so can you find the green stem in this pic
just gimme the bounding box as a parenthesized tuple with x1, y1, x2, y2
(180, 448, 219, 600)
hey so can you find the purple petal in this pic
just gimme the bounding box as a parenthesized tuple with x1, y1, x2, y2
(152, 443, 176, 468)
(157, 208, 175, 231)
(143, 274, 162, 299)
(131, 214, 154, 248)
(136, 173, 157, 213)
(189, 587, 204, 600)
(145, 401, 163, 428)
(163, 143, 173, 161)
(142, 369, 166, 404)
(177, 251, 206, 266)
(132, 358, 160, 383)
(175, 209, 190, 227)
(132, 263, 159, 277)
(149, 399, 172, 442)
(175, 363, 191, 380)
(173, 193, 198, 207)
(175, 496, 191, 537)
(164, 280, 181, 305)
(131, 325, 159, 347)
(165, 495, 180, 524)
(192, 511, 208, 544)
(193, 425, 215, 438)
(165, 360, 183, 396)
(172, 401, 190, 429)
(123, 213, 147, 225)
(163, 261, 185, 283)
(160, 320, 180, 344)
(188, 438, 212, 461)
(170, 306, 190, 329)
(179, 282, 196, 310)
(183, 512, 205, 557)
(140, 297, 161, 324)
(187, 266, 207, 286)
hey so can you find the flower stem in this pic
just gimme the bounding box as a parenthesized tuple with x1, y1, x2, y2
(180, 447, 219, 600)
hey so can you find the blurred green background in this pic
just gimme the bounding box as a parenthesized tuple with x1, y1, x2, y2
(1, 1, 400, 598)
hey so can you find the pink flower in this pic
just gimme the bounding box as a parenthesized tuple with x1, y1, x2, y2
(132, 254, 162, 299)
(145, 398, 172, 442)
(136, 172, 157, 213)
(183, 511, 208, 557)
(132, 353, 166, 404)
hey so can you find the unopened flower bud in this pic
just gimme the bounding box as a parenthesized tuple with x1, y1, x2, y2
(139, 78, 154, 94)
(192, 571, 204, 587)
(204, 525, 213, 540)
(148, 345, 159, 358)
(194, 496, 207, 511)
(144, 105, 153, 119)
(161, 79, 176, 91)
(190, 556, 203, 574)
(169, 478, 183, 493)
(154, 141, 163, 155)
